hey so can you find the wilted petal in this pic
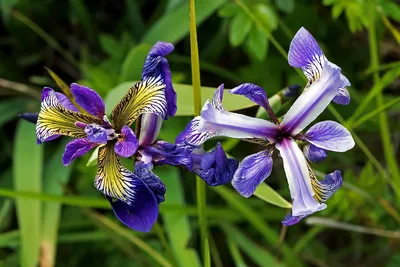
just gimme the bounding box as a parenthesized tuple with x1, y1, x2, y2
(111, 76, 167, 130)
(36, 88, 103, 143)
(332, 87, 350, 105)
(142, 42, 176, 116)
(303, 144, 327, 163)
(138, 114, 163, 146)
(305, 120, 355, 152)
(95, 143, 141, 205)
(115, 126, 139, 158)
(288, 27, 326, 83)
(70, 83, 105, 118)
(62, 138, 97, 166)
(134, 161, 166, 204)
(232, 149, 273, 197)
(193, 143, 238, 186)
(229, 83, 273, 114)
(281, 62, 350, 135)
(200, 101, 279, 142)
(55, 92, 79, 112)
(275, 138, 326, 216)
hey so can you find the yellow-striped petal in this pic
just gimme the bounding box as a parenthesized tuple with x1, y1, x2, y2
(36, 88, 103, 142)
(95, 142, 137, 205)
(111, 76, 167, 130)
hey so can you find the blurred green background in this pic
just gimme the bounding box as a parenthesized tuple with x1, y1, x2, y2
(1, 0, 400, 266)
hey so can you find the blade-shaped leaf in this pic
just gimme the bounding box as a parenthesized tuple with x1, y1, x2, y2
(119, 43, 152, 83)
(13, 120, 43, 267)
(254, 182, 292, 208)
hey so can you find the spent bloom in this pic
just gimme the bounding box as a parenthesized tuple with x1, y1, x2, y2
(179, 27, 354, 225)
(35, 42, 176, 232)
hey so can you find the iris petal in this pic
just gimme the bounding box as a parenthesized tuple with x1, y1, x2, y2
(231, 149, 273, 197)
(71, 83, 105, 118)
(36, 88, 103, 143)
(229, 83, 273, 114)
(55, 92, 79, 112)
(305, 120, 355, 152)
(332, 87, 350, 105)
(111, 76, 167, 130)
(303, 144, 327, 163)
(95, 142, 141, 205)
(114, 126, 139, 158)
(62, 138, 97, 166)
(199, 101, 279, 142)
(138, 114, 163, 146)
(275, 138, 326, 217)
(280, 62, 350, 135)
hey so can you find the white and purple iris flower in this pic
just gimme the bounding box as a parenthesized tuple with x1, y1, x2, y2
(179, 27, 355, 225)
(35, 42, 177, 232)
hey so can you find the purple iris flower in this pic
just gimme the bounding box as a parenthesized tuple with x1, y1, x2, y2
(179, 28, 355, 225)
(35, 42, 176, 232)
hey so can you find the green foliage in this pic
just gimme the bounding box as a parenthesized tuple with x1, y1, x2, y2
(0, 0, 400, 266)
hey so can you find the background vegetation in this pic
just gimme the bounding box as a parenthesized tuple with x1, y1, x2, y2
(0, 0, 400, 266)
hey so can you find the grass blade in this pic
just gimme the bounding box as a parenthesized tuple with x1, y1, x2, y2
(13, 120, 43, 267)
(254, 183, 292, 209)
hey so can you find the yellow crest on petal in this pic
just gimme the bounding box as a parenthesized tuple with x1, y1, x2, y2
(111, 76, 167, 130)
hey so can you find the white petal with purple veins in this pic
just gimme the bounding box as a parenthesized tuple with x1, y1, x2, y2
(305, 120, 355, 152)
(275, 138, 326, 216)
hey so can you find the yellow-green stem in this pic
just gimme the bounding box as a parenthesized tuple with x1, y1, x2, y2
(368, 2, 400, 199)
(189, 0, 208, 258)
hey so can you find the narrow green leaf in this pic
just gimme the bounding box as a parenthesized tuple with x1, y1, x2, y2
(223, 224, 283, 266)
(156, 166, 201, 267)
(227, 237, 246, 267)
(119, 43, 152, 83)
(204, 238, 211, 267)
(142, 0, 226, 44)
(13, 120, 43, 267)
(86, 146, 99, 167)
(275, 0, 294, 13)
(41, 141, 73, 267)
(254, 183, 292, 208)
(229, 11, 252, 47)
(105, 82, 256, 115)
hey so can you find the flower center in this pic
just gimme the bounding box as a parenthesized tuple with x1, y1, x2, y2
(84, 123, 116, 144)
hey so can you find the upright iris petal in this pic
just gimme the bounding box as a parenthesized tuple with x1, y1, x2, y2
(71, 83, 106, 118)
(138, 114, 163, 146)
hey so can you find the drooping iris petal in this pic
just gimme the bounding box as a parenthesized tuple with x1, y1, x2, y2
(142, 141, 193, 169)
(332, 87, 350, 105)
(70, 83, 105, 118)
(138, 113, 163, 146)
(275, 138, 326, 217)
(229, 83, 274, 114)
(36, 88, 103, 143)
(303, 144, 327, 163)
(288, 27, 326, 83)
(111, 76, 167, 130)
(176, 85, 225, 146)
(305, 120, 355, 152)
(95, 143, 141, 205)
(231, 149, 273, 197)
(193, 143, 239, 186)
(280, 62, 350, 135)
(54, 92, 79, 112)
(134, 161, 166, 204)
(199, 101, 279, 142)
(281, 213, 308, 226)
(114, 126, 139, 158)
(62, 138, 97, 166)
(142, 42, 176, 116)
(84, 124, 109, 144)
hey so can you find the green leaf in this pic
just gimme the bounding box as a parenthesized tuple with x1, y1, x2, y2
(218, 2, 239, 18)
(253, 4, 278, 31)
(244, 25, 268, 61)
(229, 11, 252, 47)
(41, 140, 73, 267)
(13, 120, 43, 267)
(86, 146, 99, 167)
(119, 43, 152, 83)
(99, 34, 120, 56)
(156, 166, 201, 267)
(105, 82, 257, 116)
(204, 239, 211, 267)
(275, 0, 294, 13)
(142, 0, 226, 44)
(381, 1, 400, 23)
(0, 98, 30, 127)
(254, 182, 292, 208)
(223, 224, 283, 266)
(45, 67, 73, 100)
(70, 0, 95, 38)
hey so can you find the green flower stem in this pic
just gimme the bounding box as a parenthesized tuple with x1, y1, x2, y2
(189, 0, 208, 259)
(368, 1, 400, 199)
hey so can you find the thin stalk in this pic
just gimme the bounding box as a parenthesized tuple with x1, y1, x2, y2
(368, 1, 400, 199)
(189, 0, 208, 259)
